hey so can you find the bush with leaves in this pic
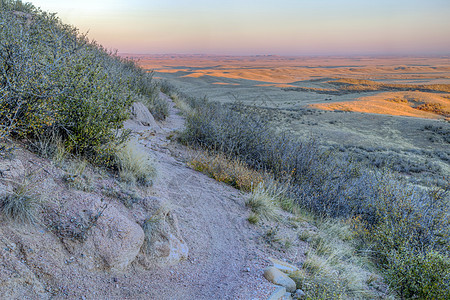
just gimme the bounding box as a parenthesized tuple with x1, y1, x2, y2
(0, 0, 162, 163)
(180, 93, 450, 298)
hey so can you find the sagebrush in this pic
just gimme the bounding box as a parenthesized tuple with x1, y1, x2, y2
(0, 0, 162, 164)
(179, 92, 449, 298)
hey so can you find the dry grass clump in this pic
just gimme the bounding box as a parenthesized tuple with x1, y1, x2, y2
(245, 183, 280, 221)
(62, 160, 93, 192)
(189, 151, 265, 192)
(247, 213, 259, 224)
(1, 180, 41, 224)
(188, 150, 296, 222)
(115, 140, 157, 186)
(295, 221, 389, 299)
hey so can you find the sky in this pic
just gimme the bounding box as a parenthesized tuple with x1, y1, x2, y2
(31, 0, 450, 56)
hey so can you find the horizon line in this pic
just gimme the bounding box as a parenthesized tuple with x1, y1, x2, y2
(118, 52, 450, 58)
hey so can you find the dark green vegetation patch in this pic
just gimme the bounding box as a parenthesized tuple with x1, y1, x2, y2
(0, 0, 165, 165)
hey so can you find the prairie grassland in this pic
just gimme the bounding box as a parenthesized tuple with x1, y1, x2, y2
(140, 55, 449, 188)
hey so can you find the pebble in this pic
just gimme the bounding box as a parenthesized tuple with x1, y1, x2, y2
(282, 292, 293, 300)
(293, 289, 306, 299)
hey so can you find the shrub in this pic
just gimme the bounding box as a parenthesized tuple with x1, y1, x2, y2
(383, 249, 450, 299)
(0, 1, 160, 165)
(179, 92, 450, 297)
(158, 79, 178, 95)
(133, 75, 169, 121)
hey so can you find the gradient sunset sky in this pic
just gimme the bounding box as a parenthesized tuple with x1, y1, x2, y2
(31, 0, 450, 56)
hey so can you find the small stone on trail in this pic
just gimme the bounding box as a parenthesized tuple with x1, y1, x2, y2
(269, 257, 299, 274)
(293, 289, 306, 299)
(267, 286, 286, 300)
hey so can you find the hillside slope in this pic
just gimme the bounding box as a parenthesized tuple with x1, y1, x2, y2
(0, 94, 309, 299)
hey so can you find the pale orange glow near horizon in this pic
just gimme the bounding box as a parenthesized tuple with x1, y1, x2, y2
(31, 0, 450, 56)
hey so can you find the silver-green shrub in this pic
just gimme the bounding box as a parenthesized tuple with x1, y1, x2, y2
(0, 1, 163, 164)
(180, 95, 449, 298)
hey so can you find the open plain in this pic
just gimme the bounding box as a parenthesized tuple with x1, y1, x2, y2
(133, 55, 450, 186)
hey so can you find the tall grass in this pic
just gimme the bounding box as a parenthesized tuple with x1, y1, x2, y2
(180, 94, 449, 298)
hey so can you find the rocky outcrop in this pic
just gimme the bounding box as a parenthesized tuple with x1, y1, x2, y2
(90, 202, 145, 271)
(130, 102, 161, 130)
(139, 197, 188, 267)
(48, 194, 145, 272)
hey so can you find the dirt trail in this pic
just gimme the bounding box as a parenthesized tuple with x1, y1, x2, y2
(118, 93, 305, 299)
(0, 92, 304, 299)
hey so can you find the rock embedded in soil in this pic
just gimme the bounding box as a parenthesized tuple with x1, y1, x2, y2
(139, 210, 188, 267)
(130, 102, 161, 130)
(267, 286, 287, 300)
(269, 257, 300, 274)
(91, 203, 145, 271)
(264, 266, 297, 293)
(282, 292, 293, 299)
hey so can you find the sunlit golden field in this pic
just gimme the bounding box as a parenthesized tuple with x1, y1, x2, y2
(131, 54, 450, 186)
